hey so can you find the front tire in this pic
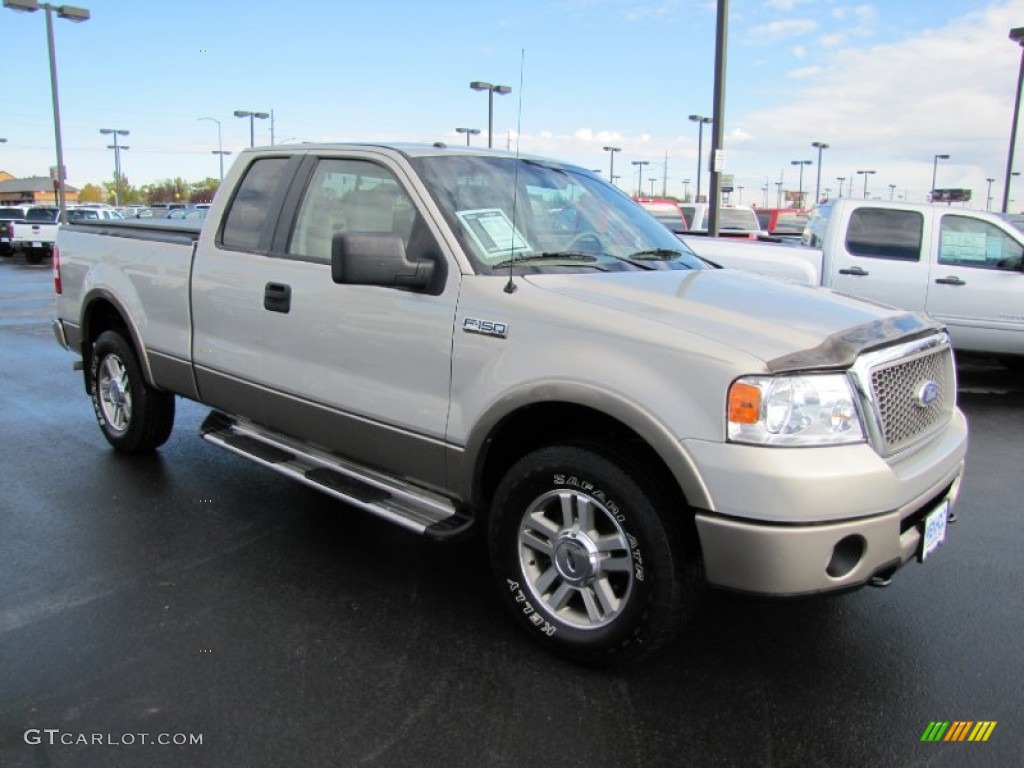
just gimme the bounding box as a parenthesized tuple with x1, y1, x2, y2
(90, 330, 175, 453)
(488, 445, 699, 665)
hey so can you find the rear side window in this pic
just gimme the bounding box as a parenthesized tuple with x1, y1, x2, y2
(845, 208, 922, 261)
(221, 158, 289, 250)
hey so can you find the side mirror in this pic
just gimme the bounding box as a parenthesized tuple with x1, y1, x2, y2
(331, 233, 435, 290)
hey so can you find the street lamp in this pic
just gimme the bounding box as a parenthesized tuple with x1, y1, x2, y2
(233, 109, 270, 148)
(986, 177, 996, 210)
(682, 178, 691, 200)
(199, 116, 231, 181)
(790, 160, 812, 208)
(857, 169, 876, 198)
(602, 146, 621, 188)
(4, 0, 90, 222)
(1003, 27, 1024, 213)
(469, 81, 511, 149)
(836, 176, 846, 197)
(737, 185, 744, 204)
(688, 114, 712, 202)
(100, 128, 129, 206)
(455, 127, 480, 146)
(888, 183, 897, 200)
(631, 160, 650, 197)
(811, 141, 829, 205)
(648, 177, 658, 196)
(931, 153, 950, 199)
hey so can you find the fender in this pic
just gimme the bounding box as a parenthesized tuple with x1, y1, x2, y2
(454, 378, 714, 512)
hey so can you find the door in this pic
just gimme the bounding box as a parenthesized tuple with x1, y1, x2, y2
(925, 213, 1024, 355)
(828, 206, 931, 312)
(252, 154, 459, 487)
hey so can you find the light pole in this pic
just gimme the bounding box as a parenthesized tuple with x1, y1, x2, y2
(931, 153, 950, 199)
(631, 160, 650, 197)
(199, 116, 231, 181)
(888, 183, 897, 200)
(4, 0, 90, 222)
(986, 177, 996, 210)
(233, 109, 269, 148)
(811, 141, 829, 205)
(836, 176, 846, 197)
(469, 81, 511, 149)
(602, 146, 621, 188)
(648, 177, 658, 196)
(688, 114, 712, 202)
(683, 179, 691, 200)
(1003, 27, 1024, 213)
(857, 169, 876, 198)
(790, 160, 812, 208)
(100, 128, 129, 207)
(455, 127, 480, 146)
(737, 185, 744, 204)
(100, 129, 129, 206)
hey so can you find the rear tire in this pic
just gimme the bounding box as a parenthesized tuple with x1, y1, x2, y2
(488, 445, 699, 665)
(89, 330, 175, 453)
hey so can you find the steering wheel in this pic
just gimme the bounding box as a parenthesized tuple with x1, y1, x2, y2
(565, 230, 607, 254)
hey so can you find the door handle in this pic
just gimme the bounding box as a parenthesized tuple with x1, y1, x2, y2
(264, 282, 292, 313)
(935, 276, 966, 286)
(838, 266, 869, 276)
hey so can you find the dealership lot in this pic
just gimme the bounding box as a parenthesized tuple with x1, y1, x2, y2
(0, 257, 1021, 767)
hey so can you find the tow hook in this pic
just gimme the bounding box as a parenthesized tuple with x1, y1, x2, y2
(868, 570, 895, 588)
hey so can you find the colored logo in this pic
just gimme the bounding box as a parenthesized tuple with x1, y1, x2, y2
(915, 380, 940, 408)
(921, 721, 997, 742)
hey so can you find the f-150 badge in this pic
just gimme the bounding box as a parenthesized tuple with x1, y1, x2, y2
(462, 317, 509, 338)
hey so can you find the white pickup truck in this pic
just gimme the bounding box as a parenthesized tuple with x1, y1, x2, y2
(684, 199, 1024, 362)
(10, 206, 60, 264)
(52, 144, 967, 664)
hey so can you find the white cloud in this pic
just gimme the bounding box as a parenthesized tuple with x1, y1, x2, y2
(750, 18, 818, 39)
(792, 45, 808, 59)
(729, 1, 1024, 199)
(787, 65, 823, 79)
(765, 0, 810, 9)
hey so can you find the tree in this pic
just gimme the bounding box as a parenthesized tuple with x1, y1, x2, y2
(78, 183, 106, 203)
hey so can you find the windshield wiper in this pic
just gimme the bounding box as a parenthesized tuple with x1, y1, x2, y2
(491, 251, 606, 269)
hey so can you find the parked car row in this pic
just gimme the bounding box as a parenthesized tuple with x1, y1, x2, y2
(0, 203, 124, 263)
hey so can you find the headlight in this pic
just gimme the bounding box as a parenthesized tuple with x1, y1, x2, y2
(727, 374, 864, 446)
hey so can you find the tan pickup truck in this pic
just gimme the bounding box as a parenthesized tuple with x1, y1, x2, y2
(52, 144, 967, 664)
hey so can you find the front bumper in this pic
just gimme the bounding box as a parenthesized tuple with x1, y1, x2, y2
(685, 409, 968, 595)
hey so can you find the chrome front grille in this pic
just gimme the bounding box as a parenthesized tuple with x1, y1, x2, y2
(852, 334, 956, 457)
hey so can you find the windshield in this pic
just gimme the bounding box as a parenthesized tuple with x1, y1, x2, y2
(412, 155, 706, 274)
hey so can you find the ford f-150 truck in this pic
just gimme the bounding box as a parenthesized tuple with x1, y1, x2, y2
(684, 199, 1024, 361)
(53, 144, 967, 664)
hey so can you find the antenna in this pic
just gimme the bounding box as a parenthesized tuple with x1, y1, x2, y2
(504, 48, 526, 295)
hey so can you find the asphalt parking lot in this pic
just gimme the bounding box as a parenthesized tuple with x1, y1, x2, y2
(1, 255, 1022, 768)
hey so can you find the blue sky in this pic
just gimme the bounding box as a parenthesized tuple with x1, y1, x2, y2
(3, 0, 1024, 207)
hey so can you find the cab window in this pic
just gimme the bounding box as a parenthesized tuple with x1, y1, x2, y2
(845, 208, 922, 261)
(938, 215, 1023, 270)
(287, 159, 421, 264)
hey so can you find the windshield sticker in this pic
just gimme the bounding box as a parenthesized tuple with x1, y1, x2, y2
(456, 208, 532, 261)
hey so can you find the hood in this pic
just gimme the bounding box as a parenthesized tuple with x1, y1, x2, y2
(523, 269, 939, 370)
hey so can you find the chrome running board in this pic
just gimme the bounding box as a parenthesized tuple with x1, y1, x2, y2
(200, 411, 472, 539)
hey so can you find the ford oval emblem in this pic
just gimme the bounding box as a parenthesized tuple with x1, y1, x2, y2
(916, 380, 940, 408)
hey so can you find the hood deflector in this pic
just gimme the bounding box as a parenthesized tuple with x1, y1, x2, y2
(766, 313, 941, 373)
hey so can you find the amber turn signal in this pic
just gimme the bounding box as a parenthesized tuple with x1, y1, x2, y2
(728, 382, 762, 424)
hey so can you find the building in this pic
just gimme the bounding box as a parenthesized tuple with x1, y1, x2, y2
(0, 174, 79, 205)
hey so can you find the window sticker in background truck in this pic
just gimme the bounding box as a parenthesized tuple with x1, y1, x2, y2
(456, 208, 532, 261)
